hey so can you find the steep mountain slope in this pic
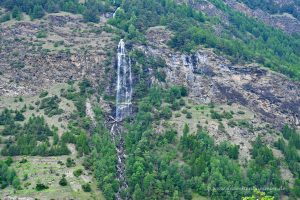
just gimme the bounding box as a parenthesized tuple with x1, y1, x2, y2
(145, 26, 300, 129)
(182, 0, 300, 34)
(225, 0, 300, 34)
(0, 0, 300, 200)
(0, 12, 114, 96)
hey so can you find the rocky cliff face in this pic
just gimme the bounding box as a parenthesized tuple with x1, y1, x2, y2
(145, 27, 300, 129)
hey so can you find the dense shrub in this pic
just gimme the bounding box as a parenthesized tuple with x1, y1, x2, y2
(39, 95, 63, 117)
(59, 176, 68, 186)
(160, 106, 172, 119)
(82, 183, 91, 192)
(66, 158, 76, 168)
(73, 169, 83, 177)
(0, 159, 20, 189)
(36, 183, 49, 191)
(1, 115, 70, 156)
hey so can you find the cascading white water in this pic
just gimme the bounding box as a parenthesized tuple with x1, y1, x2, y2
(110, 39, 132, 200)
(116, 39, 133, 122)
(113, 7, 120, 18)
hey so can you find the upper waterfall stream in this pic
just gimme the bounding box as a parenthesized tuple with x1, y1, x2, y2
(116, 39, 133, 122)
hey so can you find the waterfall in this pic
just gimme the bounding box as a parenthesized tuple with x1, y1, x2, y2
(116, 39, 133, 122)
(110, 39, 132, 200)
(113, 7, 120, 18)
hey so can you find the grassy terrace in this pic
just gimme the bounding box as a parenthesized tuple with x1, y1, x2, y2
(1, 156, 105, 199)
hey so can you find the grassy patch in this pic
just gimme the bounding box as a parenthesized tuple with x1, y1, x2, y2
(0, 156, 105, 199)
(169, 98, 255, 136)
(0, 83, 76, 136)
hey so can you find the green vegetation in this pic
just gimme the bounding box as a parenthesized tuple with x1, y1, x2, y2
(89, 106, 118, 200)
(129, 50, 167, 98)
(274, 125, 300, 198)
(121, 85, 287, 199)
(53, 40, 64, 47)
(0, 155, 104, 199)
(0, 109, 15, 125)
(210, 109, 233, 120)
(12, 6, 22, 20)
(66, 157, 76, 167)
(282, 124, 300, 149)
(0, 158, 20, 189)
(57, 81, 118, 199)
(73, 168, 83, 177)
(11, 61, 25, 69)
(218, 141, 239, 159)
(39, 90, 49, 98)
(0, 82, 108, 198)
(59, 175, 68, 186)
(186, 111, 192, 119)
(1, 112, 70, 156)
(14, 111, 25, 121)
(0, 13, 10, 22)
(160, 106, 172, 119)
(82, 183, 92, 192)
(39, 95, 64, 117)
(0, 0, 113, 21)
(181, 129, 244, 199)
(36, 182, 49, 191)
(238, 0, 300, 20)
(242, 188, 275, 200)
(125, 86, 189, 199)
(246, 137, 284, 198)
(36, 30, 47, 38)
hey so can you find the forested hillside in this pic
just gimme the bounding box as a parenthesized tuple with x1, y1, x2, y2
(0, 0, 300, 200)
(237, 0, 300, 20)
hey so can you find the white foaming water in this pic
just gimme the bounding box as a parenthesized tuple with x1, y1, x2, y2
(116, 39, 132, 122)
(113, 7, 120, 18)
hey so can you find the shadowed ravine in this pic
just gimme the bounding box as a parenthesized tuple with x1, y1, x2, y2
(110, 39, 132, 200)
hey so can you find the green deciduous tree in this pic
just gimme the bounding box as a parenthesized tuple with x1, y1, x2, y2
(242, 188, 274, 200)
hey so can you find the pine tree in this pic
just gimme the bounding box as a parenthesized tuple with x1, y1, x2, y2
(12, 6, 22, 20)
(83, 7, 99, 23)
(31, 5, 45, 19)
(183, 123, 190, 135)
(133, 184, 144, 200)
